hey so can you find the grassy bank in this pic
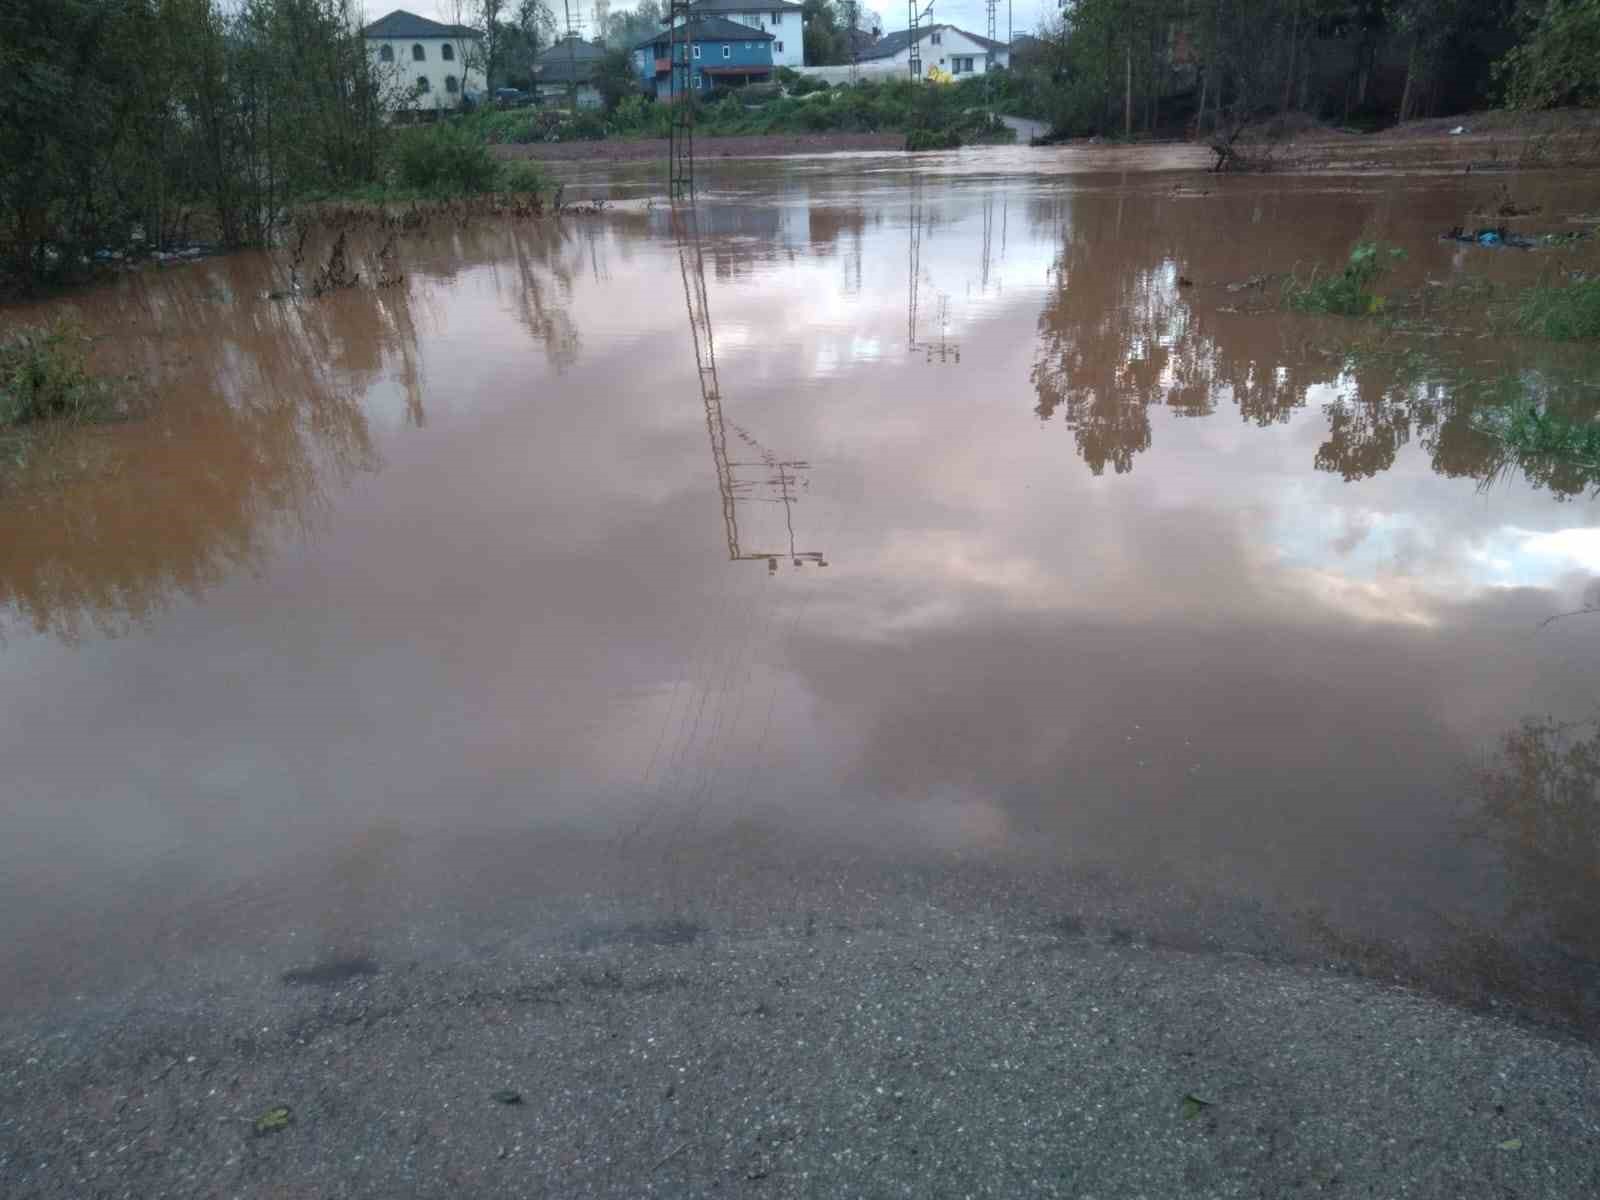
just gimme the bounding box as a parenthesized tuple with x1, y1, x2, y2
(470, 77, 1016, 148)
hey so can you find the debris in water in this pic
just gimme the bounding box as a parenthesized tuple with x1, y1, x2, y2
(1181, 1093, 1213, 1119)
(254, 1105, 294, 1135)
(1498, 1137, 1523, 1151)
(492, 1090, 524, 1105)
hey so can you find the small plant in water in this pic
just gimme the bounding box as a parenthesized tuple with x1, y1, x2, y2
(1282, 242, 1406, 317)
(1475, 399, 1600, 471)
(0, 318, 108, 428)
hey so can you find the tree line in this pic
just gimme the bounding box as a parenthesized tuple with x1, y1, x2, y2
(1, 0, 402, 289)
(1039, 0, 1600, 139)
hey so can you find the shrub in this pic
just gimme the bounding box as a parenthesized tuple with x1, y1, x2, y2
(1282, 242, 1405, 316)
(498, 159, 550, 194)
(390, 123, 500, 194)
(0, 320, 107, 428)
(905, 128, 961, 151)
(788, 75, 830, 96)
(567, 111, 609, 141)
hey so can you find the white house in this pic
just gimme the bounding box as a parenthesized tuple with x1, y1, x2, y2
(858, 24, 1009, 77)
(363, 9, 485, 110)
(669, 0, 804, 69)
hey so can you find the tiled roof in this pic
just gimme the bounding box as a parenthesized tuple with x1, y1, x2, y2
(634, 17, 773, 50)
(684, 0, 803, 13)
(362, 9, 478, 39)
(859, 24, 1006, 61)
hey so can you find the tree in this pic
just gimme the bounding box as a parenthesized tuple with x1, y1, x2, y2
(802, 0, 849, 65)
(477, 0, 508, 88)
(593, 45, 641, 109)
(603, 0, 661, 49)
(1498, 0, 1600, 108)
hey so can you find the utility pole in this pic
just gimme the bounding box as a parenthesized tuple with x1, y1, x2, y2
(907, 0, 921, 82)
(668, 0, 694, 200)
(562, 0, 581, 110)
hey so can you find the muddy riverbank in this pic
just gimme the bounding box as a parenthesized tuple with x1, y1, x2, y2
(493, 131, 905, 162)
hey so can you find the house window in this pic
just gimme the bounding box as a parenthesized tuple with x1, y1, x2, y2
(775, 41, 783, 51)
(416, 75, 430, 92)
(446, 74, 459, 92)
(930, 30, 941, 45)
(380, 44, 394, 62)
(770, 11, 781, 23)
(412, 43, 426, 61)
(722, 44, 730, 57)
(442, 43, 455, 61)
(693, 44, 701, 58)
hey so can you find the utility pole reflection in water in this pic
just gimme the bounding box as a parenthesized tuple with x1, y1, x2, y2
(673, 210, 826, 573)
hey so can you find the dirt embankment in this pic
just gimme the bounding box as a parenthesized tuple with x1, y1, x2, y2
(492, 132, 904, 163)
(1236, 107, 1600, 173)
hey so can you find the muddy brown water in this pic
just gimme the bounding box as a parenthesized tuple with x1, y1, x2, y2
(5, 146, 1600, 1023)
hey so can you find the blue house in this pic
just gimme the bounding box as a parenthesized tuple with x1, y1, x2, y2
(633, 17, 775, 100)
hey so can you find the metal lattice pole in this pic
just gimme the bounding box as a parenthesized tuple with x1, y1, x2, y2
(907, 0, 921, 82)
(668, 0, 694, 202)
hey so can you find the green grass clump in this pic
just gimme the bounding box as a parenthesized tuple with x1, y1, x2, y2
(0, 320, 108, 428)
(1477, 401, 1600, 469)
(1283, 242, 1405, 317)
(1513, 277, 1600, 340)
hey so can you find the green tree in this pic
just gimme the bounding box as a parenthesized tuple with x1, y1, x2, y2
(1498, 0, 1600, 108)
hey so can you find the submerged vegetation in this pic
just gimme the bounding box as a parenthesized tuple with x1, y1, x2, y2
(1513, 276, 1600, 341)
(0, 321, 110, 430)
(0, 0, 553, 295)
(1282, 242, 1406, 316)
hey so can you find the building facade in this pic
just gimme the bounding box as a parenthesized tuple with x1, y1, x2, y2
(534, 34, 606, 109)
(669, 0, 802, 68)
(363, 9, 484, 110)
(859, 25, 1009, 78)
(633, 18, 775, 99)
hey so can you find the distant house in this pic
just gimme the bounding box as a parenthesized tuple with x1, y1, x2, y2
(633, 18, 775, 99)
(860, 24, 1009, 77)
(534, 34, 607, 109)
(363, 9, 484, 110)
(1007, 33, 1048, 68)
(668, 0, 803, 69)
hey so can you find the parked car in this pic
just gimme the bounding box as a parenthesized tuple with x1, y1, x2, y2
(494, 87, 532, 108)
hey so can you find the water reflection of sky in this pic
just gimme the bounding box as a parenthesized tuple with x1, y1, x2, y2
(5, 167, 1600, 1008)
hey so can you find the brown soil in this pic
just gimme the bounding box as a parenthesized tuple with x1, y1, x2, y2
(491, 132, 904, 162)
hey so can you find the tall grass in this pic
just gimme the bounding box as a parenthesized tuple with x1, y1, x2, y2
(1513, 277, 1600, 340)
(0, 320, 108, 428)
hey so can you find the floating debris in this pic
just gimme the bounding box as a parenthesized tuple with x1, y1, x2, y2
(254, 1105, 294, 1135)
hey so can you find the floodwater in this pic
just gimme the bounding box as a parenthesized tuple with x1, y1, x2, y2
(5, 148, 1600, 1022)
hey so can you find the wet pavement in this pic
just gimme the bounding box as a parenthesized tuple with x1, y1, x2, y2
(3, 149, 1600, 1037)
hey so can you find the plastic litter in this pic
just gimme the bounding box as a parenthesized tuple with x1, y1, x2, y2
(1450, 125, 1467, 135)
